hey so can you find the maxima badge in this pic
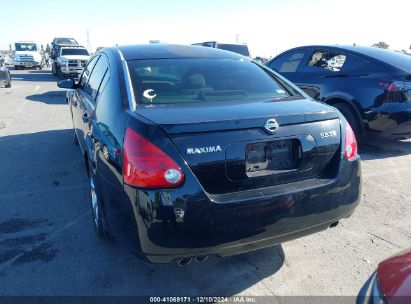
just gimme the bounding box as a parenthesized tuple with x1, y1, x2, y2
(264, 118, 279, 134)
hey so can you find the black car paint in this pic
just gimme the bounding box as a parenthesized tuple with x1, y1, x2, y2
(63, 44, 361, 263)
(265, 45, 411, 138)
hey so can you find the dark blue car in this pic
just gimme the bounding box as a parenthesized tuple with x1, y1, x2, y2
(265, 45, 411, 138)
(58, 44, 361, 264)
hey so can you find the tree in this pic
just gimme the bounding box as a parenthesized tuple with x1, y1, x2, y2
(372, 41, 389, 49)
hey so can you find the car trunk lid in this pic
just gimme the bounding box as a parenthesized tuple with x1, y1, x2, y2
(137, 99, 342, 194)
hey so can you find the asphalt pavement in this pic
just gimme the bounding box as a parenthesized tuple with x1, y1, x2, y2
(0, 69, 410, 297)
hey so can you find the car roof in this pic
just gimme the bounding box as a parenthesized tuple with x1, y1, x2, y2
(116, 44, 246, 60)
(197, 41, 248, 45)
(285, 45, 411, 72)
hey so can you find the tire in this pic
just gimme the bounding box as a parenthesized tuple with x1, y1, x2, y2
(57, 66, 64, 79)
(5, 74, 11, 88)
(333, 102, 362, 139)
(89, 170, 107, 239)
(73, 131, 79, 145)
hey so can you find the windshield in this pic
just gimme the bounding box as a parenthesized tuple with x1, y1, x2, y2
(15, 43, 38, 52)
(61, 48, 89, 56)
(217, 44, 250, 57)
(128, 59, 295, 104)
(55, 38, 78, 45)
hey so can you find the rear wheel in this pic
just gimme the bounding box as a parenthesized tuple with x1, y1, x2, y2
(333, 103, 362, 139)
(57, 66, 64, 79)
(73, 131, 79, 145)
(89, 171, 107, 239)
(5, 74, 11, 88)
(51, 63, 57, 75)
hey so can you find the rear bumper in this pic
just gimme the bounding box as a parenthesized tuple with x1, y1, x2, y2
(100, 155, 361, 263)
(0, 77, 9, 87)
(367, 103, 411, 138)
(0, 82, 8, 87)
(97, 153, 361, 263)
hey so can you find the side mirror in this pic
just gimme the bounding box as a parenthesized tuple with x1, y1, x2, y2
(57, 78, 76, 89)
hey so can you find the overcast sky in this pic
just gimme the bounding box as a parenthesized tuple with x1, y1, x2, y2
(1, 0, 410, 57)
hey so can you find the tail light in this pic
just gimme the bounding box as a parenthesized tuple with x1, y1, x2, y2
(377, 80, 406, 102)
(344, 123, 358, 161)
(123, 127, 185, 188)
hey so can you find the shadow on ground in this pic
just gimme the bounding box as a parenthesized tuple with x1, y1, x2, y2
(28, 70, 53, 74)
(11, 69, 57, 83)
(26, 91, 67, 104)
(359, 135, 411, 160)
(0, 129, 285, 296)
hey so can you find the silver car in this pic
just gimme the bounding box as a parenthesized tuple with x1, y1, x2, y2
(0, 58, 11, 88)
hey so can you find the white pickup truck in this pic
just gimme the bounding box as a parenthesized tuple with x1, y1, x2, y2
(13, 41, 43, 70)
(52, 45, 90, 78)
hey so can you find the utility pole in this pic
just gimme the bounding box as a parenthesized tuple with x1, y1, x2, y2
(86, 29, 91, 52)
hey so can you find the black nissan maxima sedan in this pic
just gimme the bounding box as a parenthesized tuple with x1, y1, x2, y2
(58, 44, 361, 264)
(265, 45, 411, 139)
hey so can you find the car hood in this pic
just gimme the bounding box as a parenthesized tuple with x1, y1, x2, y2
(377, 248, 411, 302)
(60, 55, 90, 60)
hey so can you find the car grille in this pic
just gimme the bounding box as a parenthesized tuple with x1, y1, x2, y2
(68, 60, 88, 67)
(68, 60, 80, 67)
(18, 55, 34, 62)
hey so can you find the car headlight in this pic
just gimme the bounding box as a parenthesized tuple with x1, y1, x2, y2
(14, 57, 20, 62)
(60, 61, 68, 66)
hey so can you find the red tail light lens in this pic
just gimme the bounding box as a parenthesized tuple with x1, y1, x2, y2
(123, 128, 185, 188)
(377, 80, 406, 102)
(344, 123, 358, 161)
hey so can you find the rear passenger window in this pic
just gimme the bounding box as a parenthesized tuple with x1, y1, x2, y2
(307, 50, 346, 72)
(269, 51, 305, 73)
(341, 55, 368, 72)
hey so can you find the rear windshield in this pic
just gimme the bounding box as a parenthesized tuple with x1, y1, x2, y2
(356, 47, 411, 72)
(128, 59, 294, 104)
(217, 44, 250, 57)
(61, 48, 89, 56)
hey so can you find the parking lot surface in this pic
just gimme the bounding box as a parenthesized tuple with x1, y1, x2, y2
(0, 69, 410, 297)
